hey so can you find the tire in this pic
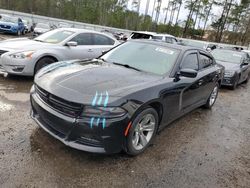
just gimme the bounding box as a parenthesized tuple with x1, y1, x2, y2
(126, 107, 159, 156)
(17, 30, 21, 36)
(204, 83, 219, 109)
(230, 75, 239, 90)
(34, 57, 56, 75)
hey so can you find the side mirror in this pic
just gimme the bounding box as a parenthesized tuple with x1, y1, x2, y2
(179, 68, 198, 78)
(66, 41, 78, 47)
(241, 60, 249, 66)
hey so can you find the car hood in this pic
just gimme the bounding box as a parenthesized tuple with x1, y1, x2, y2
(0, 21, 17, 27)
(216, 60, 240, 71)
(34, 59, 162, 105)
(0, 38, 53, 51)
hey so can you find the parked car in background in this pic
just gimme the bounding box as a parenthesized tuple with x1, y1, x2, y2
(30, 40, 223, 155)
(211, 49, 250, 89)
(243, 50, 250, 56)
(33, 23, 51, 35)
(129, 31, 178, 44)
(0, 14, 25, 36)
(23, 18, 33, 33)
(58, 22, 72, 28)
(180, 39, 217, 51)
(0, 28, 120, 76)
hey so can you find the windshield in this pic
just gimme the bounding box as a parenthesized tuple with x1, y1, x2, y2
(36, 23, 50, 29)
(101, 41, 179, 75)
(211, 49, 243, 64)
(0, 15, 18, 23)
(34, 30, 74, 44)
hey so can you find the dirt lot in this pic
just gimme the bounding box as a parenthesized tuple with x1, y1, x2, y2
(0, 34, 250, 188)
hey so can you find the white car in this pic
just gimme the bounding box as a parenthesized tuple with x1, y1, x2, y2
(128, 31, 178, 44)
(243, 50, 250, 56)
(0, 28, 120, 76)
(34, 23, 51, 35)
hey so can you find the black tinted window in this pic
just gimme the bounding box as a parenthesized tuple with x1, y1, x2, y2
(181, 53, 199, 70)
(70, 33, 93, 45)
(93, 34, 114, 45)
(200, 54, 213, 69)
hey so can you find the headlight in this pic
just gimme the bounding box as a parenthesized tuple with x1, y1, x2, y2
(9, 51, 35, 59)
(224, 70, 235, 77)
(81, 106, 126, 118)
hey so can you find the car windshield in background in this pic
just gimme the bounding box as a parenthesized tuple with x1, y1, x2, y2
(0, 15, 18, 23)
(36, 23, 50, 29)
(102, 41, 179, 75)
(211, 49, 243, 64)
(34, 30, 74, 44)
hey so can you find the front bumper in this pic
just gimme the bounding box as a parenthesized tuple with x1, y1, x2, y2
(0, 54, 35, 76)
(221, 76, 236, 86)
(30, 89, 129, 154)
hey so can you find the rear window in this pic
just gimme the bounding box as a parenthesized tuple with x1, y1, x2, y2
(131, 33, 152, 39)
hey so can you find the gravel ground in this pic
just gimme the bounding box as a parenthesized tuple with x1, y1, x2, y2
(0, 33, 250, 188)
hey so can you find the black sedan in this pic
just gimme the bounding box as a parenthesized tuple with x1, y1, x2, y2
(211, 49, 250, 89)
(30, 40, 224, 155)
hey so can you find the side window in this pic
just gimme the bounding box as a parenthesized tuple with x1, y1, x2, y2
(70, 33, 93, 45)
(165, 37, 173, 44)
(181, 53, 199, 71)
(199, 54, 213, 69)
(93, 34, 115, 45)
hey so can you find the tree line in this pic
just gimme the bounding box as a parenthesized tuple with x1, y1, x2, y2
(0, 0, 249, 46)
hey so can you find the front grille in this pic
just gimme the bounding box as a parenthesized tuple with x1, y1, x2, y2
(76, 137, 104, 148)
(0, 25, 11, 29)
(0, 50, 8, 56)
(35, 85, 83, 117)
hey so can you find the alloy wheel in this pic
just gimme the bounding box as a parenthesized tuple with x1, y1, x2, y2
(209, 85, 218, 106)
(131, 113, 156, 151)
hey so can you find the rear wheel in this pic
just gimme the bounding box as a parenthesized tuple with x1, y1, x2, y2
(126, 108, 158, 156)
(204, 83, 219, 109)
(34, 57, 56, 75)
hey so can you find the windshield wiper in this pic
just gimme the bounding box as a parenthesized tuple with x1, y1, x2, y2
(113, 62, 142, 72)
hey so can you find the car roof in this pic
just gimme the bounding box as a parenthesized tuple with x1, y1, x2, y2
(129, 39, 207, 52)
(53, 28, 118, 41)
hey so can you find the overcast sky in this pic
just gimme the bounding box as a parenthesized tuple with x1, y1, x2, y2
(126, 0, 238, 28)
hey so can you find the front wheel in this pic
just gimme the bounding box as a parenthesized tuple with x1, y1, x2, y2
(204, 83, 219, 109)
(34, 57, 56, 75)
(126, 108, 159, 156)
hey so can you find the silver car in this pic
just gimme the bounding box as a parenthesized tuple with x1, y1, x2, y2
(0, 28, 119, 76)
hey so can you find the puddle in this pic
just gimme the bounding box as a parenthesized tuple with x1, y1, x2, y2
(0, 100, 13, 112)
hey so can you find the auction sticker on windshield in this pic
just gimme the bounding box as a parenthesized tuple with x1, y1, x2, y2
(155, 47, 175, 55)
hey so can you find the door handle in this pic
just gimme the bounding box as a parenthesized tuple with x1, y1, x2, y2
(88, 49, 93, 52)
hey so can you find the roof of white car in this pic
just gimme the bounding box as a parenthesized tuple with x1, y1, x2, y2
(53, 28, 118, 41)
